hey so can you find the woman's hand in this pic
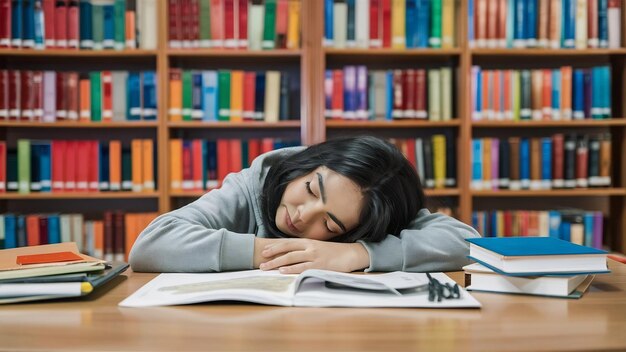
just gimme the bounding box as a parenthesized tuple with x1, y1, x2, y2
(255, 238, 370, 274)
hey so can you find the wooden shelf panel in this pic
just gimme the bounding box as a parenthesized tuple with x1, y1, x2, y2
(472, 119, 626, 127)
(0, 192, 161, 200)
(326, 120, 460, 128)
(425, 189, 460, 197)
(0, 49, 158, 57)
(472, 188, 626, 197)
(167, 49, 301, 57)
(324, 48, 462, 56)
(471, 48, 626, 56)
(0, 121, 159, 128)
(168, 121, 301, 129)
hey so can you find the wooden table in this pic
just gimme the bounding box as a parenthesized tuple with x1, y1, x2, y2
(0, 260, 625, 352)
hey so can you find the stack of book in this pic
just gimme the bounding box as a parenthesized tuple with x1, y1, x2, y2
(463, 237, 609, 298)
(0, 242, 128, 304)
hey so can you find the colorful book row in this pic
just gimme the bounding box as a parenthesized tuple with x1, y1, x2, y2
(469, 0, 623, 49)
(323, 0, 456, 49)
(389, 135, 456, 189)
(0, 211, 157, 261)
(471, 66, 612, 121)
(324, 66, 454, 121)
(0, 139, 156, 194)
(0, 70, 157, 122)
(472, 209, 604, 249)
(471, 133, 612, 191)
(168, 0, 301, 50)
(0, 0, 157, 50)
(169, 69, 297, 122)
(169, 138, 299, 191)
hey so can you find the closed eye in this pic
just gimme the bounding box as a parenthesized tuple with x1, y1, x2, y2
(305, 181, 315, 196)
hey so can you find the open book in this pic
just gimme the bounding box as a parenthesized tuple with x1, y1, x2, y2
(119, 269, 481, 308)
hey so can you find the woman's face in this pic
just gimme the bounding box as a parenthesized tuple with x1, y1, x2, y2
(275, 166, 364, 241)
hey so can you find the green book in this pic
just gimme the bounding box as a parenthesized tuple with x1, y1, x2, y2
(90, 72, 102, 121)
(199, 0, 211, 48)
(512, 71, 521, 121)
(17, 140, 30, 194)
(262, 0, 277, 49)
(114, 0, 126, 50)
(429, 0, 442, 48)
(182, 71, 193, 121)
(121, 149, 132, 191)
(217, 70, 231, 121)
(428, 69, 441, 121)
(92, 4, 104, 50)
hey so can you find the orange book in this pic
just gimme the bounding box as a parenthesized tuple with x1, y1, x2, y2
(531, 70, 543, 120)
(131, 139, 143, 192)
(486, 0, 497, 47)
(142, 139, 154, 191)
(560, 66, 572, 120)
(503, 70, 511, 120)
(26, 215, 41, 247)
(170, 139, 183, 191)
(286, 0, 301, 49)
(230, 70, 244, 122)
(538, 0, 549, 47)
(79, 76, 91, 122)
(125, 6, 136, 48)
(482, 138, 492, 188)
(498, 0, 507, 47)
(93, 220, 104, 259)
(109, 140, 121, 191)
(124, 213, 138, 262)
(476, 0, 487, 47)
(542, 69, 552, 120)
(169, 69, 183, 122)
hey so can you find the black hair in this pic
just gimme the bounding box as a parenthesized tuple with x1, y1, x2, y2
(261, 136, 425, 243)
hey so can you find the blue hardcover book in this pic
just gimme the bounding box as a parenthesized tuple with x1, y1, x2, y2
(141, 71, 157, 120)
(33, 0, 44, 49)
(367, 72, 374, 120)
(519, 138, 530, 189)
(47, 215, 61, 244)
(560, 221, 571, 242)
(103, 2, 115, 49)
(324, 0, 333, 46)
(346, 0, 355, 46)
(16, 215, 26, 248)
(80, 0, 94, 49)
(471, 139, 483, 189)
(474, 66, 481, 118)
(506, 0, 515, 47)
(551, 69, 560, 117)
(562, 0, 576, 48)
(4, 215, 17, 249)
(22, 0, 35, 47)
(602, 66, 611, 118)
(467, 0, 474, 47)
(548, 211, 561, 238)
(405, 0, 417, 48)
(385, 70, 393, 119)
(127, 72, 141, 120)
(540, 138, 551, 188)
(202, 71, 218, 121)
(192, 72, 204, 120)
(99, 143, 110, 191)
(513, 0, 525, 47)
(583, 69, 592, 118)
(583, 212, 594, 247)
(524, 0, 537, 47)
(591, 67, 602, 119)
(11, 0, 22, 47)
(490, 212, 498, 237)
(39, 142, 51, 192)
(598, 0, 608, 48)
(343, 66, 356, 118)
(205, 140, 218, 189)
(466, 237, 609, 276)
(417, 0, 430, 48)
(30, 142, 41, 192)
(572, 69, 584, 119)
(254, 72, 265, 120)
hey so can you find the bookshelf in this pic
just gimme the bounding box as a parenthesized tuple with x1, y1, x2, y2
(2, 0, 626, 254)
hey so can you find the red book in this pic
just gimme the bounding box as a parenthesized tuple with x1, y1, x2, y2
(66, 72, 79, 120)
(498, 0, 507, 46)
(38, 216, 49, 245)
(0, 70, 8, 119)
(52, 140, 66, 191)
(0, 141, 6, 192)
(331, 70, 344, 119)
(114, 211, 125, 261)
(486, 0, 497, 46)
(542, 69, 552, 120)
(32, 71, 43, 121)
(552, 134, 564, 187)
(190, 0, 200, 47)
(381, 0, 391, 48)
(67, 0, 79, 48)
(415, 69, 426, 119)
(275, 0, 288, 48)
(26, 215, 41, 247)
(392, 70, 403, 119)
(210, 0, 224, 47)
(192, 139, 203, 191)
(404, 69, 416, 118)
(503, 70, 511, 118)
(168, 0, 181, 48)
(89, 141, 99, 191)
(369, 0, 380, 47)
(182, 141, 192, 190)
(261, 138, 274, 154)
(576, 138, 589, 186)
(224, 0, 235, 48)
(228, 139, 242, 174)
(64, 140, 77, 190)
(588, 0, 599, 48)
(216, 139, 230, 184)
(102, 71, 113, 121)
(243, 71, 255, 120)
(20, 70, 34, 121)
(0, 0, 10, 48)
(405, 138, 416, 169)
(8, 70, 20, 120)
(503, 211, 512, 237)
(76, 140, 90, 191)
(55, 0, 68, 48)
(56, 72, 66, 120)
(179, 0, 190, 47)
(237, 0, 248, 48)
(43, 0, 55, 47)
(492, 70, 501, 118)
(247, 138, 261, 165)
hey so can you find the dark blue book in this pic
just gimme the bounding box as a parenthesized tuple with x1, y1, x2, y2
(141, 71, 157, 120)
(11, 0, 22, 48)
(103, 3, 115, 49)
(99, 143, 110, 191)
(205, 140, 218, 188)
(346, 0, 355, 46)
(192, 72, 203, 120)
(583, 69, 593, 118)
(79, 0, 94, 49)
(562, 0, 576, 48)
(524, 0, 536, 47)
(279, 72, 290, 120)
(598, 0, 609, 48)
(22, 0, 35, 48)
(4, 215, 17, 249)
(540, 138, 551, 188)
(513, 0, 525, 47)
(324, 0, 333, 46)
(16, 215, 26, 248)
(416, 0, 430, 48)
(573, 69, 584, 119)
(385, 70, 393, 119)
(30, 143, 41, 192)
(254, 72, 265, 121)
(47, 214, 61, 244)
(466, 237, 609, 276)
(405, 0, 417, 48)
(38, 142, 51, 192)
(519, 138, 530, 189)
(126, 72, 141, 120)
(6, 150, 18, 192)
(498, 138, 510, 188)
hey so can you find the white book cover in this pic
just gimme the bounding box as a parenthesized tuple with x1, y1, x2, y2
(355, 0, 369, 48)
(333, 3, 348, 48)
(112, 71, 128, 122)
(264, 71, 281, 123)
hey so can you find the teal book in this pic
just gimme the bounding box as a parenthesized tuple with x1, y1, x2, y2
(114, 0, 126, 49)
(90, 72, 102, 121)
(92, 3, 104, 50)
(466, 237, 610, 276)
(217, 70, 231, 121)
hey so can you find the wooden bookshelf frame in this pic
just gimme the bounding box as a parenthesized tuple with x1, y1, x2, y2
(2, 0, 626, 253)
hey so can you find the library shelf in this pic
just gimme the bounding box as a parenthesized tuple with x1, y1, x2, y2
(471, 119, 626, 128)
(166, 49, 302, 57)
(170, 189, 461, 198)
(471, 189, 626, 197)
(0, 192, 161, 200)
(324, 48, 462, 56)
(470, 48, 626, 56)
(167, 121, 301, 129)
(0, 121, 159, 128)
(0, 49, 158, 57)
(326, 120, 461, 128)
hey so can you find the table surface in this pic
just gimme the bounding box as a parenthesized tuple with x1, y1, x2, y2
(0, 260, 625, 352)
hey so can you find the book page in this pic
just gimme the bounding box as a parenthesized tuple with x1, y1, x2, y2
(294, 270, 430, 294)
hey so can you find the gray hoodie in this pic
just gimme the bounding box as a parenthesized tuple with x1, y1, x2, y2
(129, 147, 481, 273)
